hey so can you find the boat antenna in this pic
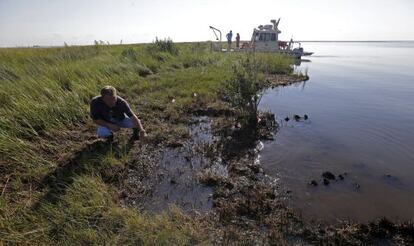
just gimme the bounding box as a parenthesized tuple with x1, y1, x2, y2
(271, 18, 280, 31)
(209, 26, 222, 41)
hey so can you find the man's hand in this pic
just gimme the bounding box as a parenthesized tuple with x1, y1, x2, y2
(139, 129, 148, 138)
(131, 114, 147, 138)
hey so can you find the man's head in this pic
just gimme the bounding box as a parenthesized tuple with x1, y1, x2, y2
(101, 85, 117, 107)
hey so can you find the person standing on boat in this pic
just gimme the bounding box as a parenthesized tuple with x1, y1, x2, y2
(226, 30, 233, 51)
(235, 33, 240, 49)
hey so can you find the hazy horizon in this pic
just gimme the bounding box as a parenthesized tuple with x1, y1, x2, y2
(1, 0, 413, 47)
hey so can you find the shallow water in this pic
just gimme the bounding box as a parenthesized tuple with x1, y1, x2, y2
(141, 117, 214, 213)
(123, 117, 215, 213)
(259, 42, 414, 223)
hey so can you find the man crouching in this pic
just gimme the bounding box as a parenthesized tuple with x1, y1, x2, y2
(90, 85, 147, 140)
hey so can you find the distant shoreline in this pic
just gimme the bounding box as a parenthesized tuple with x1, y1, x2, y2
(1, 40, 414, 49)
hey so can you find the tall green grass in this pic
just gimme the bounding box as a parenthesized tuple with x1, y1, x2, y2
(0, 41, 294, 244)
(1, 175, 209, 244)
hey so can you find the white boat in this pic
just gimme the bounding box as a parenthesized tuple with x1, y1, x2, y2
(210, 18, 313, 58)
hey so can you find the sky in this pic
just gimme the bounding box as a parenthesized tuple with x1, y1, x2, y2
(0, 0, 413, 47)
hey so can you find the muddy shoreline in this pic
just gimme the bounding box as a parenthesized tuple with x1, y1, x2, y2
(111, 74, 413, 244)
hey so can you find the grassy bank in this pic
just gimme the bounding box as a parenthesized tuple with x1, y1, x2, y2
(0, 41, 297, 244)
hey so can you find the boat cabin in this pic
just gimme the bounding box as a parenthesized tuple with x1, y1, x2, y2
(250, 19, 293, 52)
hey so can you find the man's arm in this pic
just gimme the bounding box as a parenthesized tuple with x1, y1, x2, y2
(121, 98, 147, 137)
(131, 114, 144, 131)
(131, 113, 147, 137)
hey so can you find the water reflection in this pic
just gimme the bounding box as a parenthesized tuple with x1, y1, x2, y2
(293, 58, 311, 66)
(259, 42, 414, 223)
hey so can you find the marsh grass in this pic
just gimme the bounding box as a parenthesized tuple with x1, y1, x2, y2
(226, 53, 292, 128)
(0, 41, 295, 244)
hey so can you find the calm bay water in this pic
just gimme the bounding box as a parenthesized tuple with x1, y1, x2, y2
(259, 42, 414, 223)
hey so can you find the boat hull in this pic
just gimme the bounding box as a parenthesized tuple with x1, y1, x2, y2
(236, 48, 313, 58)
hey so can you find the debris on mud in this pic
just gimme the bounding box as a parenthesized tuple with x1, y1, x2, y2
(198, 161, 228, 187)
(382, 174, 405, 189)
(265, 74, 309, 87)
(322, 171, 336, 180)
